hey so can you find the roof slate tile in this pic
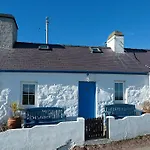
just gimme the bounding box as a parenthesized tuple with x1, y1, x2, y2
(0, 42, 149, 73)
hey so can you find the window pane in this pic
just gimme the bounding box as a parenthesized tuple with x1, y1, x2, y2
(115, 93, 118, 100)
(115, 83, 118, 92)
(115, 83, 118, 100)
(115, 83, 123, 101)
(29, 95, 35, 105)
(118, 91, 123, 100)
(23, 84, 28, 94)
(119, 83, 123, 92)
(29, 84, 35, 94)
(23, 95, 28, 105)
(120, 95, 123, 100)
(119, 83, 123, 100)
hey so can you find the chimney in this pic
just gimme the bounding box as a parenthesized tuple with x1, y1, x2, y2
(106, 31, 124, 53)
(0, 13, 18, 48)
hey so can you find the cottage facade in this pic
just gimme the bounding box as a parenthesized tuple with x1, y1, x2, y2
(0, 14, 150, 121)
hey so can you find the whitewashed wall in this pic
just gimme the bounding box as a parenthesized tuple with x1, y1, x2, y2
(94, 74, 148, 116)
(0, 118, 84, 150)
(107, 114, 150, 141)
(0, 72, 148, 120)
(0, 89, 12, 123)
(107, 35, 124, 53)
(126, 86, 150, 107)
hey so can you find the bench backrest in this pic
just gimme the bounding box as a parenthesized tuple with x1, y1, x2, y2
(104, 104, 136, 118)
(25, 107, 65, 122)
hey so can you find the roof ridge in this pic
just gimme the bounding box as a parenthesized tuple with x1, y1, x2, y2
(125, 47, 150, 51)
(16, 42, 107, 48)
(63, 44, 107, 48)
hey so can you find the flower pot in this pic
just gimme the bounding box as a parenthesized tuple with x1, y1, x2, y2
(7, 117, 22, 129)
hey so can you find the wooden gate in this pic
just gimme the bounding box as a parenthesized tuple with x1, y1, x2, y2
(85, 117, 105, 140)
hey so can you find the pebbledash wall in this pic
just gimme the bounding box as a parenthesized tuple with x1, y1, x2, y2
(0, 72, 149, 121)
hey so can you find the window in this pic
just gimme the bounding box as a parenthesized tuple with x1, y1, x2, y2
(90, 47, 103, 53)
(115, 82, 124, 101)
(38, 45, 52, 51)
(22, 83, 36, 105)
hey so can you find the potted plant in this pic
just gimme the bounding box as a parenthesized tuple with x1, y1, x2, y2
(7, 102, 22, 129)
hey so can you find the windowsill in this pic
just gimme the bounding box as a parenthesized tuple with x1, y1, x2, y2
(114, 100, 124, 104)
(21, 105, 36, 109)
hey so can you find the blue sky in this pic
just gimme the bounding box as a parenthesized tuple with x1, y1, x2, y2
(1, 0, 150, 48)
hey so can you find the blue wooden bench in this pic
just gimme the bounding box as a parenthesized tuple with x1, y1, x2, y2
(104, 104, 136, 119)
(23, 107, 66, 128)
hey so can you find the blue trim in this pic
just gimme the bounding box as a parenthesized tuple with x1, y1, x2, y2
(0, 69, 148, 75)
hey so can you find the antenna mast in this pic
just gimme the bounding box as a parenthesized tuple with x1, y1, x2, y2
(46, 17, 49, 44)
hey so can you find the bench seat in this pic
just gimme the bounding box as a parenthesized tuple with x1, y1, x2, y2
(23, 107, 66, 128)
(104, 104, 136, 119)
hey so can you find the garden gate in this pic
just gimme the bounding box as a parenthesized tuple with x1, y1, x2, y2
(85, 117, 106, 140)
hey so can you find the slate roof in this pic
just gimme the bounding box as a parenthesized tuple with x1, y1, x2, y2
(0, 42, 149, 74)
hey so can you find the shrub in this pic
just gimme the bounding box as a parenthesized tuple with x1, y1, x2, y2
(142, 101, 150, 113)
(0, 123, 8, 132)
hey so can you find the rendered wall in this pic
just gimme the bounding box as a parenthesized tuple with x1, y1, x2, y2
(0, 118, 84, 150)
(107, 114, 150, 141)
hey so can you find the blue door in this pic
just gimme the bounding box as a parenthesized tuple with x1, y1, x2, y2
(78, 81, 96, 119)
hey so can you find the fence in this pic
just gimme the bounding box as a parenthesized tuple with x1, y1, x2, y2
(107, 114, 150, 141)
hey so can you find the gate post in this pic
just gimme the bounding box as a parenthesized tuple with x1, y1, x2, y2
(106, 116, 114, 139)
(106, 117, 109, 138)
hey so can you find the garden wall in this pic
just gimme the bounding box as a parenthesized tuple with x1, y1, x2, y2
(107, 114, 150, 141)
(0, 118, 84, 150)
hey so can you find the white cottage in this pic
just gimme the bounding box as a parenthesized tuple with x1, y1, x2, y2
(0, 13, 150, 121)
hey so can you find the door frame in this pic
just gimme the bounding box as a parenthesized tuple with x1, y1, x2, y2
(78, 81, 96, 118)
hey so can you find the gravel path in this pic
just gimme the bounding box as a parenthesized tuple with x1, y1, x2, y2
(72, 135, 150, 150)
(135, 147, 150, 150)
